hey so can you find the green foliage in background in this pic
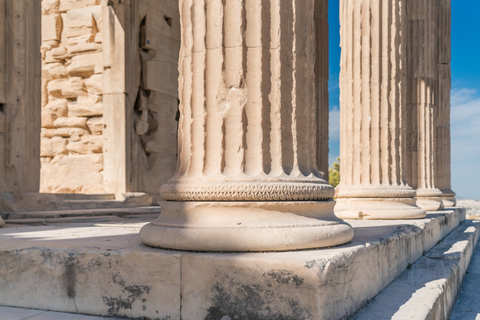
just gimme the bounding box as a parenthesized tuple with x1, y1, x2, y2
(329, 157, 340, 188)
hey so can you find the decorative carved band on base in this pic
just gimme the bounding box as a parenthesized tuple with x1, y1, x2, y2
(337, 186, 417, 199)
(160, 181, 334, 201)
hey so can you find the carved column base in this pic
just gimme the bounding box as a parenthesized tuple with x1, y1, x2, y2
(415, 188, 444, 211)
(140, 201, 354, 252)
(440, 189, 456, 207)
(334, 198, 427, 220)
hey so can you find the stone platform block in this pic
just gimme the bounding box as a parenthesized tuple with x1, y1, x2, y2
(0, 208, 465, 319)
(352, 219, 479, 320)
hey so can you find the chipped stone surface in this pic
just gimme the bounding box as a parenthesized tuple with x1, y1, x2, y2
(0, 209, 466, 319)
(0, 216, 180, 319)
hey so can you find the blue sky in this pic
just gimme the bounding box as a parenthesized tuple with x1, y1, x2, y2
(327, 1, 480, 199)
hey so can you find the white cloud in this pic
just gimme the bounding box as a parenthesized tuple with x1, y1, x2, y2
(450, 87, 480, 199)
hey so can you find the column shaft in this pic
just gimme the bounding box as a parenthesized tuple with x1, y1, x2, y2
(316, 0, 329, 179)
(141, 0, 353, 251)
(161, 0, 330, 201)
(435, 0, 455, 207)
(407, 0, 443, 211)
(336, 0, 425, 219)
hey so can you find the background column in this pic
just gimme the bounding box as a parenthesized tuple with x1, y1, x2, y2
(316, 0, 329, 179)
(435, 0, 455, 207)
(0, 0, 41, 225)
(336, 0, 425, 219)
(406, 0, 443, 211)
(140, 0, 353, 252)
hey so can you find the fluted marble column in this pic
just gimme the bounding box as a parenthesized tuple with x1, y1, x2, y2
(406, 0, 443, 211)
(335, 0, 426, 219)
(140, 0, 354, 251)
(316, 0, 329, 179)
(435, 0, 455, 207)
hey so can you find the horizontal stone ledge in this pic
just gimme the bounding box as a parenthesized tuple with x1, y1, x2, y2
(352, 219, 480, 320)
(0, 208, 466, 320)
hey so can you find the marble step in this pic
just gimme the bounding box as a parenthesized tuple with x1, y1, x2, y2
(0, 208, 466, 319)
(2, 207, 161, 221)
(0, 192, 153, 213)
(450, 219, 480, 320)
(351, 219, 480, 320)
(0, 305, 122, 320)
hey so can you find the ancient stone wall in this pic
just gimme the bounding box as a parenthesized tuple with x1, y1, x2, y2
(102, 0, 180, 202)
(40, 0, 105, 193)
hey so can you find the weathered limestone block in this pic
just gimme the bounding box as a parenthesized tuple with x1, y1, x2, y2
(406, 0, 443, 211)
(53, 127, 89, 139)
(51, 46, 69, 60)
(41, 40, 60, 52)
(77, 95, 101, 105)
(61, 77, 87, 99)
(41, 78, 49, 108)
(68, 101, 102, 117)
(41, 137, 68, 157)
(66, 5, 102, 28)
(40, 154, 104, 193)
(335, 0, 425, 219)
(85, 74, 102, 95)
(94, 32, 102, 43)
(87, 117, 103, 136)
(42, 63, 68, 81)
(59, 0, 102, 13)
(42, 99, 68, 128)
(42, 0, 60, 15)
(47, 79, 67, 98)
(67, 136, 102, 154)
(68, 17, 96, 38)
(53, 116, 88, 129)
(66, 52, 102, 77)
(140, 0, 354, 252)
(41, 128, 56, 138)
(61, 78, 86, 99)
(44, 50, 57, 64)
(67, 42, 102, 55)
(42, 14, 62, 42)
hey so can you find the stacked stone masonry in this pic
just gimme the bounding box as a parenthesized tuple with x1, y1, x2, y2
(40, 0, 105, 193)
(40, 0, 180, 200)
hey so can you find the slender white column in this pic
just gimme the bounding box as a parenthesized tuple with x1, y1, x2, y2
(335, 0, 426, 219)
(435, 0, 455, 207)
(140, 0, 353, 251)
(316, 0, 329, 179)
(406, 0, 443, 211)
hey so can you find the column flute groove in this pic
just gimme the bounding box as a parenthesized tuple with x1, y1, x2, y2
(435, 0, 455, 207)
(141, 0, 354, 252)
(336, 0, 425, 220)
(406, 0, 443, 211)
